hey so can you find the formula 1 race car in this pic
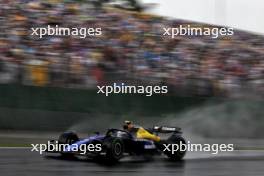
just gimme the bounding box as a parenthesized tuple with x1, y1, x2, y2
(46, 126, 186, 162)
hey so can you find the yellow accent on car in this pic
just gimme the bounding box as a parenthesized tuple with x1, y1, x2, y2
(136, 127, 161, 142)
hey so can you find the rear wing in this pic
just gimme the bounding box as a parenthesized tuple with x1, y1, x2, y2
(152, 126, 182, 134)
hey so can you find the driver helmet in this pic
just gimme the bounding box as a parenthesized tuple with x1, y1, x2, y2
(123, 120, 133, 130)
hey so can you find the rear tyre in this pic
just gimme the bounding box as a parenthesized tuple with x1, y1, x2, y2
(165, 135, 186, 161)
(104, 138, 124, 162)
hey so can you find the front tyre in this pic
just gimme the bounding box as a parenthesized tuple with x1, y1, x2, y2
(58, 132, 79, 157)
(104, 138, 124, 162)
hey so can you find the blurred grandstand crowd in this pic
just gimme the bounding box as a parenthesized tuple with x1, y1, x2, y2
(0, 0, 264, 97)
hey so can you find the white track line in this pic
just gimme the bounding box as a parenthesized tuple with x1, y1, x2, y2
(0, 147, 31, 149)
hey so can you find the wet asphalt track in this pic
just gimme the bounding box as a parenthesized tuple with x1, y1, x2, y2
(1, 149, 264, 176)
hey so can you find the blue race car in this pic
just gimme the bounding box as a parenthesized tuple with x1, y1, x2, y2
(46, 126, 186, 162)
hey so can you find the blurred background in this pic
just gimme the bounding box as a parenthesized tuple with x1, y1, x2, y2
(0, 0, 263, 97)
(0, 0, 263, 145)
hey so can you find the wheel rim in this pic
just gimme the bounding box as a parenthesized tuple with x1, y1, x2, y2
(114, 142, 122, 155)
